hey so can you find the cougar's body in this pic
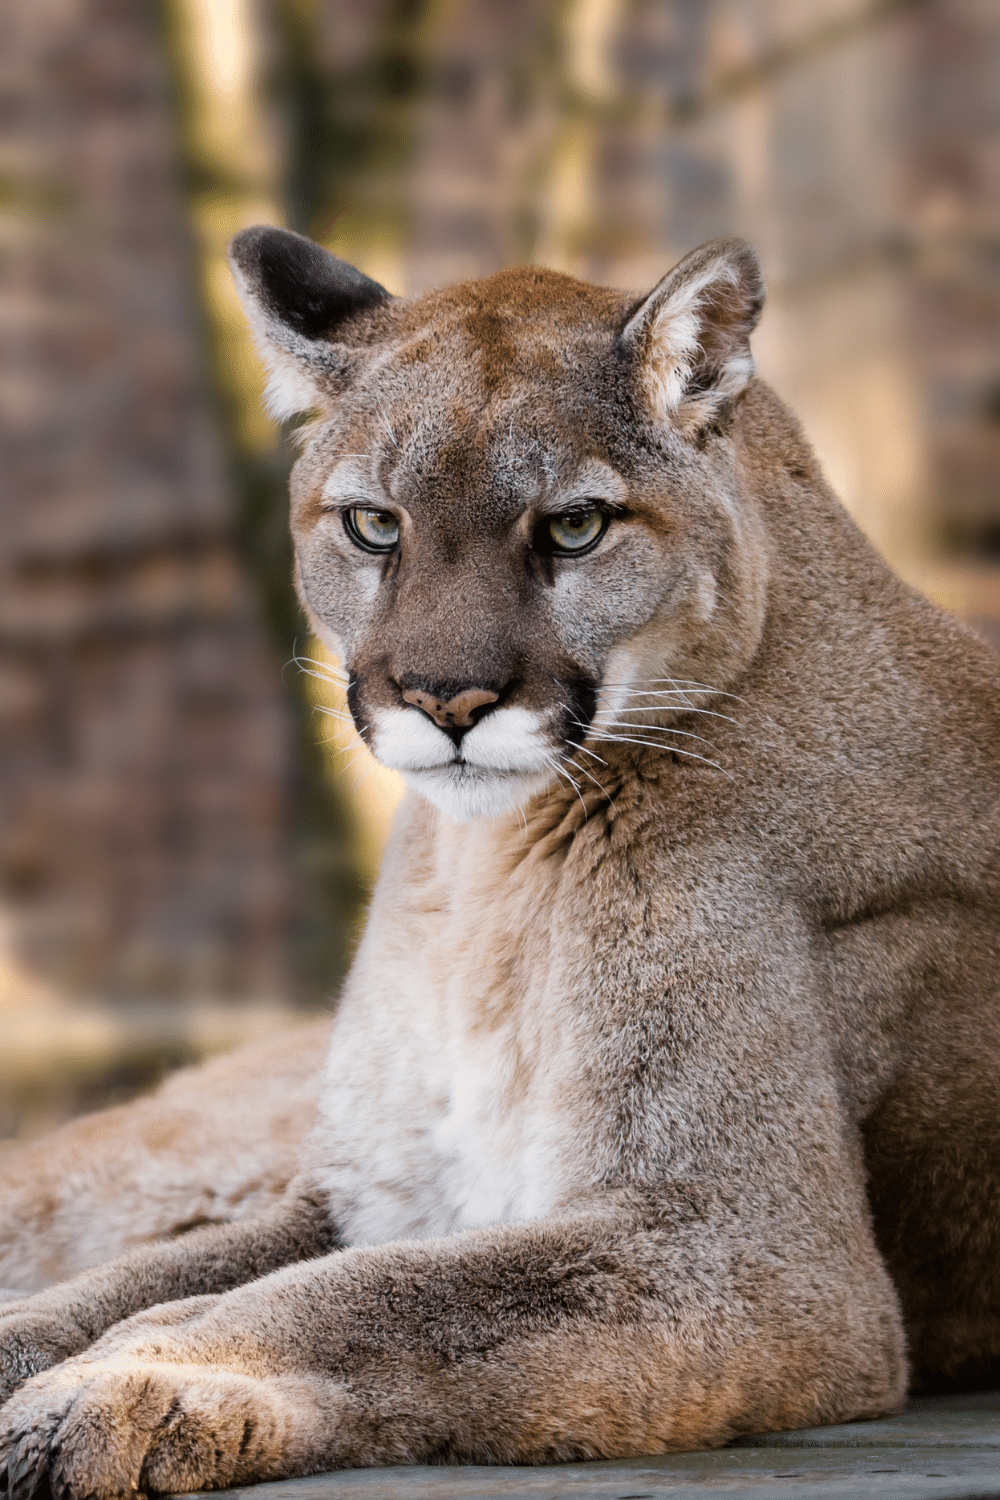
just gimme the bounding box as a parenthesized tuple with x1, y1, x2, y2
(0, 231, 997, 1493)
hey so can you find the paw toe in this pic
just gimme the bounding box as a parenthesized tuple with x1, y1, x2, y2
(0, 1405, 65, 1500)
(138, 1374, 277, 1494)
(7, 1438, 49, 1500)
(0, 1361, 296, 1499)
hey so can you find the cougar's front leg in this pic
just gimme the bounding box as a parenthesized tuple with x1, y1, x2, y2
(0, 1188, 337, 1405)
(0, 1198, 906, 1496)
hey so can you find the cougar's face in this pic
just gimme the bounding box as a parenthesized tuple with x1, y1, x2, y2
(294, 432, 661, 819)
(230, 232, 767, 820)
(291, 302, 758, 820)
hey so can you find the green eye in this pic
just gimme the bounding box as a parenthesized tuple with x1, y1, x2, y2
(345, 507, 400, 553)
(546, 507, 606, 555)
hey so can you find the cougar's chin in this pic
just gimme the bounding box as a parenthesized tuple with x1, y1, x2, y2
(403, 764, 554, 821)
(372, 706, 559, 821)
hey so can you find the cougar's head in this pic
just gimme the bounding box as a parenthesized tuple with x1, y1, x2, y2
(230, 228, 769, 820)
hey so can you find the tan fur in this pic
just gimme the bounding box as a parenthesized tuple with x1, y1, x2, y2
(1, 229, 998, 1496)
(0, 1022, 326, 1292)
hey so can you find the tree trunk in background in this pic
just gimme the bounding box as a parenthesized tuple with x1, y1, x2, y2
(0, 0, 294, 1004)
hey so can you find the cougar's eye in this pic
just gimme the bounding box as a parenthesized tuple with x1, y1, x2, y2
(344, 507, 400, 553)
(544, 506, 607, 556)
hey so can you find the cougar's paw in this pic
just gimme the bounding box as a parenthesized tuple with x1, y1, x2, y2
(0, 1359, 298, 1499)
(0, 1311, 83, 1407)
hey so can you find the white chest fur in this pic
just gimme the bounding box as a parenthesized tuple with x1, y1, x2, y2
(307, 799, 590, 1245)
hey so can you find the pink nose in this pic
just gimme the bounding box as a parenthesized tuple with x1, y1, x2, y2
(402, 687, 499, 730)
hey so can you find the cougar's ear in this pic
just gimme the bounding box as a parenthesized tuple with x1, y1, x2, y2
(619, 237, 764, 437)
(228, 226, 392, 420)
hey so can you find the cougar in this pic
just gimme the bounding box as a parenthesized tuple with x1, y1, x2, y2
(1, 228, 998, 1496)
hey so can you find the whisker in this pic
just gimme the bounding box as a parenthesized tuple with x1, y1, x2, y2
(603, 678, 746, 703)
(602, 687, 734, 711)
(551, 702, 616, 766)
(291, 659, 350, 690)
(289, 644, 349, 672)
(341, 747, 374, 776)
(545, 751, 583, 796)
(586, 730, 730, 777)
(313, 706, 368, 737)
(610, 686, 790, 743)
(552, 700, 610, 766)
(598, 704, 740, 727)
(638, 677, 723, 689)
(313, 705, 357, 725)
(592, 718, 719, 751)
(541, 752, 589, 819)
(572, 713, 718, 753)
(574, 742, 609, 766)
(607, 685, 715, 696)
(636, 679, 749, 704)
(374, 398, 399, 449)
(295, 664, 349, 686)
(601, 679, 715, 690)
(351, 759, 379, 794)
(560, 747, 617, 812)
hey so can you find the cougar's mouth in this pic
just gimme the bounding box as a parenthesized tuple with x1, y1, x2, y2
(364, 704, 562, 820)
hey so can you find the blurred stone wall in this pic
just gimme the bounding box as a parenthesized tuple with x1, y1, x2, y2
(319, 0, 999, 583)
(0, 0, 293, 1004)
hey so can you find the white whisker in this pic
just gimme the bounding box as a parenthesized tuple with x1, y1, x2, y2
(597, 703, 740, 726)
(351, 760, 379, 794)
(291, 654, 350, 689)
(289, 644, 349, 673)
(603, 677, 744, 698)
(574, 742, 609, 766)
(341, 748, 373, 777)
(628, 679, 749, 705)
(374, 398, 399, 449)
(313, 705, 358, 726)
(541, 752, 589, 819)
(560, 748, 617, 812)
(607, 686, 789, 744)
(608, 686, 714, 698)
(593, 718, 719, 750)
(586, 730, 730, 777)
(574, 713, 718, 754)
(298, 666, 349, 687)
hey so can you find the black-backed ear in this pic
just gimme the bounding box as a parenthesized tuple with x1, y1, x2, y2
(619, 237, 764, 437)
(228, 226, 392, 420)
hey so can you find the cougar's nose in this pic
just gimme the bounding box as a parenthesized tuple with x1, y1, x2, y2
(401, 686, 499, 733)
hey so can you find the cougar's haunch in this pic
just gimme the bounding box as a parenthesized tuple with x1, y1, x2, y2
(1, 228, 998, 1496)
